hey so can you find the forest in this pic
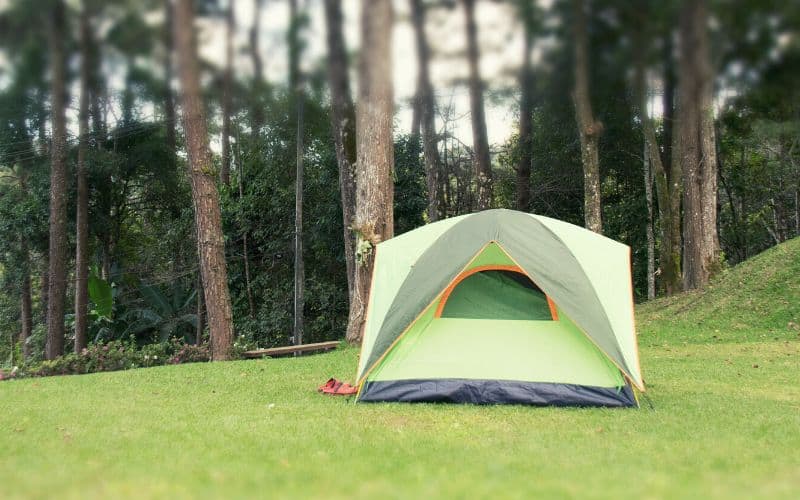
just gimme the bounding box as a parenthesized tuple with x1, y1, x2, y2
(0, 0, 798, 370)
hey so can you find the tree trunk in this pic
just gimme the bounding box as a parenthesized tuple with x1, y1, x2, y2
(462, 0, 493, 211)
(45, 0, 68, 360)
(174, 0, 235, 360)
(249, 0, 265, 139)
(571, 0, 602, 234)
(20, 252, 33, 361)
(678, 0, 719, 290)
(292, 0, 305, 346)
(410, 0, 441, 222)
(662, 32, 675, 176)
(164, 0, 177, 153)
(75, 4, 92, 353)
(323, 0, 357, 305)
(294, 97, 305, 346)
(220, 0, 234, 186)
(633, 12, 681, 296)
(644, 133, 656, 300)
(346, 0, 394, 344)
(235, 131, 256, 318)
(516, 20, 534, 212)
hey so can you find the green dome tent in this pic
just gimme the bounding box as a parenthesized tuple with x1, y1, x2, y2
(355, 209, 644, 407)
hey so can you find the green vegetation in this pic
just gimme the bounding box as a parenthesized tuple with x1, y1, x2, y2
(2, 239, 799, 499)
(638, 236, 800, 345)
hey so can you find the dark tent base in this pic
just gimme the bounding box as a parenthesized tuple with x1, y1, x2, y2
(359, 379, 637, 407)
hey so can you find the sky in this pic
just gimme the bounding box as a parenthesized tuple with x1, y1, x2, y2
(197, 0, 533, 146)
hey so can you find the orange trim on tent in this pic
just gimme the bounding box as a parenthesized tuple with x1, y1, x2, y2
(546, 296, 559, 321)
(433, 265, 522, 317)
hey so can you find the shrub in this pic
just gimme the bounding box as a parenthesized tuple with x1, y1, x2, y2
(6, 339, 214, 380)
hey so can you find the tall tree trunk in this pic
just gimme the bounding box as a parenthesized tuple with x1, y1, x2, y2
(346, 0, 394, 344)
(249, 0, 265, 139)
(516, 19, 534, 212)
(678, 0, 719, 290)
(571, 0, 603, 234)
(291, 0, 305, 346)
(462, 0, 493, 211)
(633, 11, 681, 296)
(644, 134, 656, 300)
(288, 0, 300, 101)
(174, 0, 235, 360)
(20, 246, 33, 361)
(164, 0, 177, 153)
(323, 0, 357, 305)
(45, 0, 68, 360)
(662, 32, 675, 176)
(220, 0, 234, 186)
(235, 131, 256, 318)
(410, 0, 441, 221)
(75, 4, 92, 353)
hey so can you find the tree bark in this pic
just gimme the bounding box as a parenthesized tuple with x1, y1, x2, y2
(249, 0, 265, 139)
(323, 0, 357, 305)
(75, 3, 92, 353)
(164, 0, 177, 153)
(174, 0, 235, 360)
(462, 0, 493, 211)
(346, 0, 394, 344)
(678, 0, 719, 290)
(516, 17, 534, 212)
(45, 0, 68, 360)
(410, 0, 441, 221)
(571, 0, 602, 234)
(220, 0, 234, 186)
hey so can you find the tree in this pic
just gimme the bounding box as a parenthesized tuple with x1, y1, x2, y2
(631, 6, 682, 296)
(45, 0, 68, 360)
(571, 0, 603, 233)
(74, 2, 92, 353)
(410, 0, 441, 221)
(163, 0, 177, 154)
(516, 1, 536, 212)
(462, 0, 492, 211)
(323, 0, 357, 304)
(677, 0, 719, 290)
(220, 0, 234, 186)
(346, 0, 394, 344)
(249, 0, 265, 139)
(173, 0, 234, 360)
(290, 0, 305, 346)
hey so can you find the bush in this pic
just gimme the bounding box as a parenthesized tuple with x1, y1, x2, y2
(7, 339, 214, 380)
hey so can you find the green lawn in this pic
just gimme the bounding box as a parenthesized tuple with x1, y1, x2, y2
(2, 239, 800, 499)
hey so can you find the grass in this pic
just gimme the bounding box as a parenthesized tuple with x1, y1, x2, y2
(2, 238, 800, 499)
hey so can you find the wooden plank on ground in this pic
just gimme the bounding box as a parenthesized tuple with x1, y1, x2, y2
(243, 340, 340, 359)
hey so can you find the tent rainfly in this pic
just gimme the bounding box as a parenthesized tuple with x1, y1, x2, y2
(355, 209, 644, 407)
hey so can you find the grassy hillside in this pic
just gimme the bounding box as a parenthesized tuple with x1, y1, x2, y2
(638, 236, 800, 345)
(1, 239, 799, 499)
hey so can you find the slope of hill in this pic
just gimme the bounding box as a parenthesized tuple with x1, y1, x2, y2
(637, 237, 800, 345)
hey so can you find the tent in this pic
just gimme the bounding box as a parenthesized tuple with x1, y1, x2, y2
(355, 209, 644, 407)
